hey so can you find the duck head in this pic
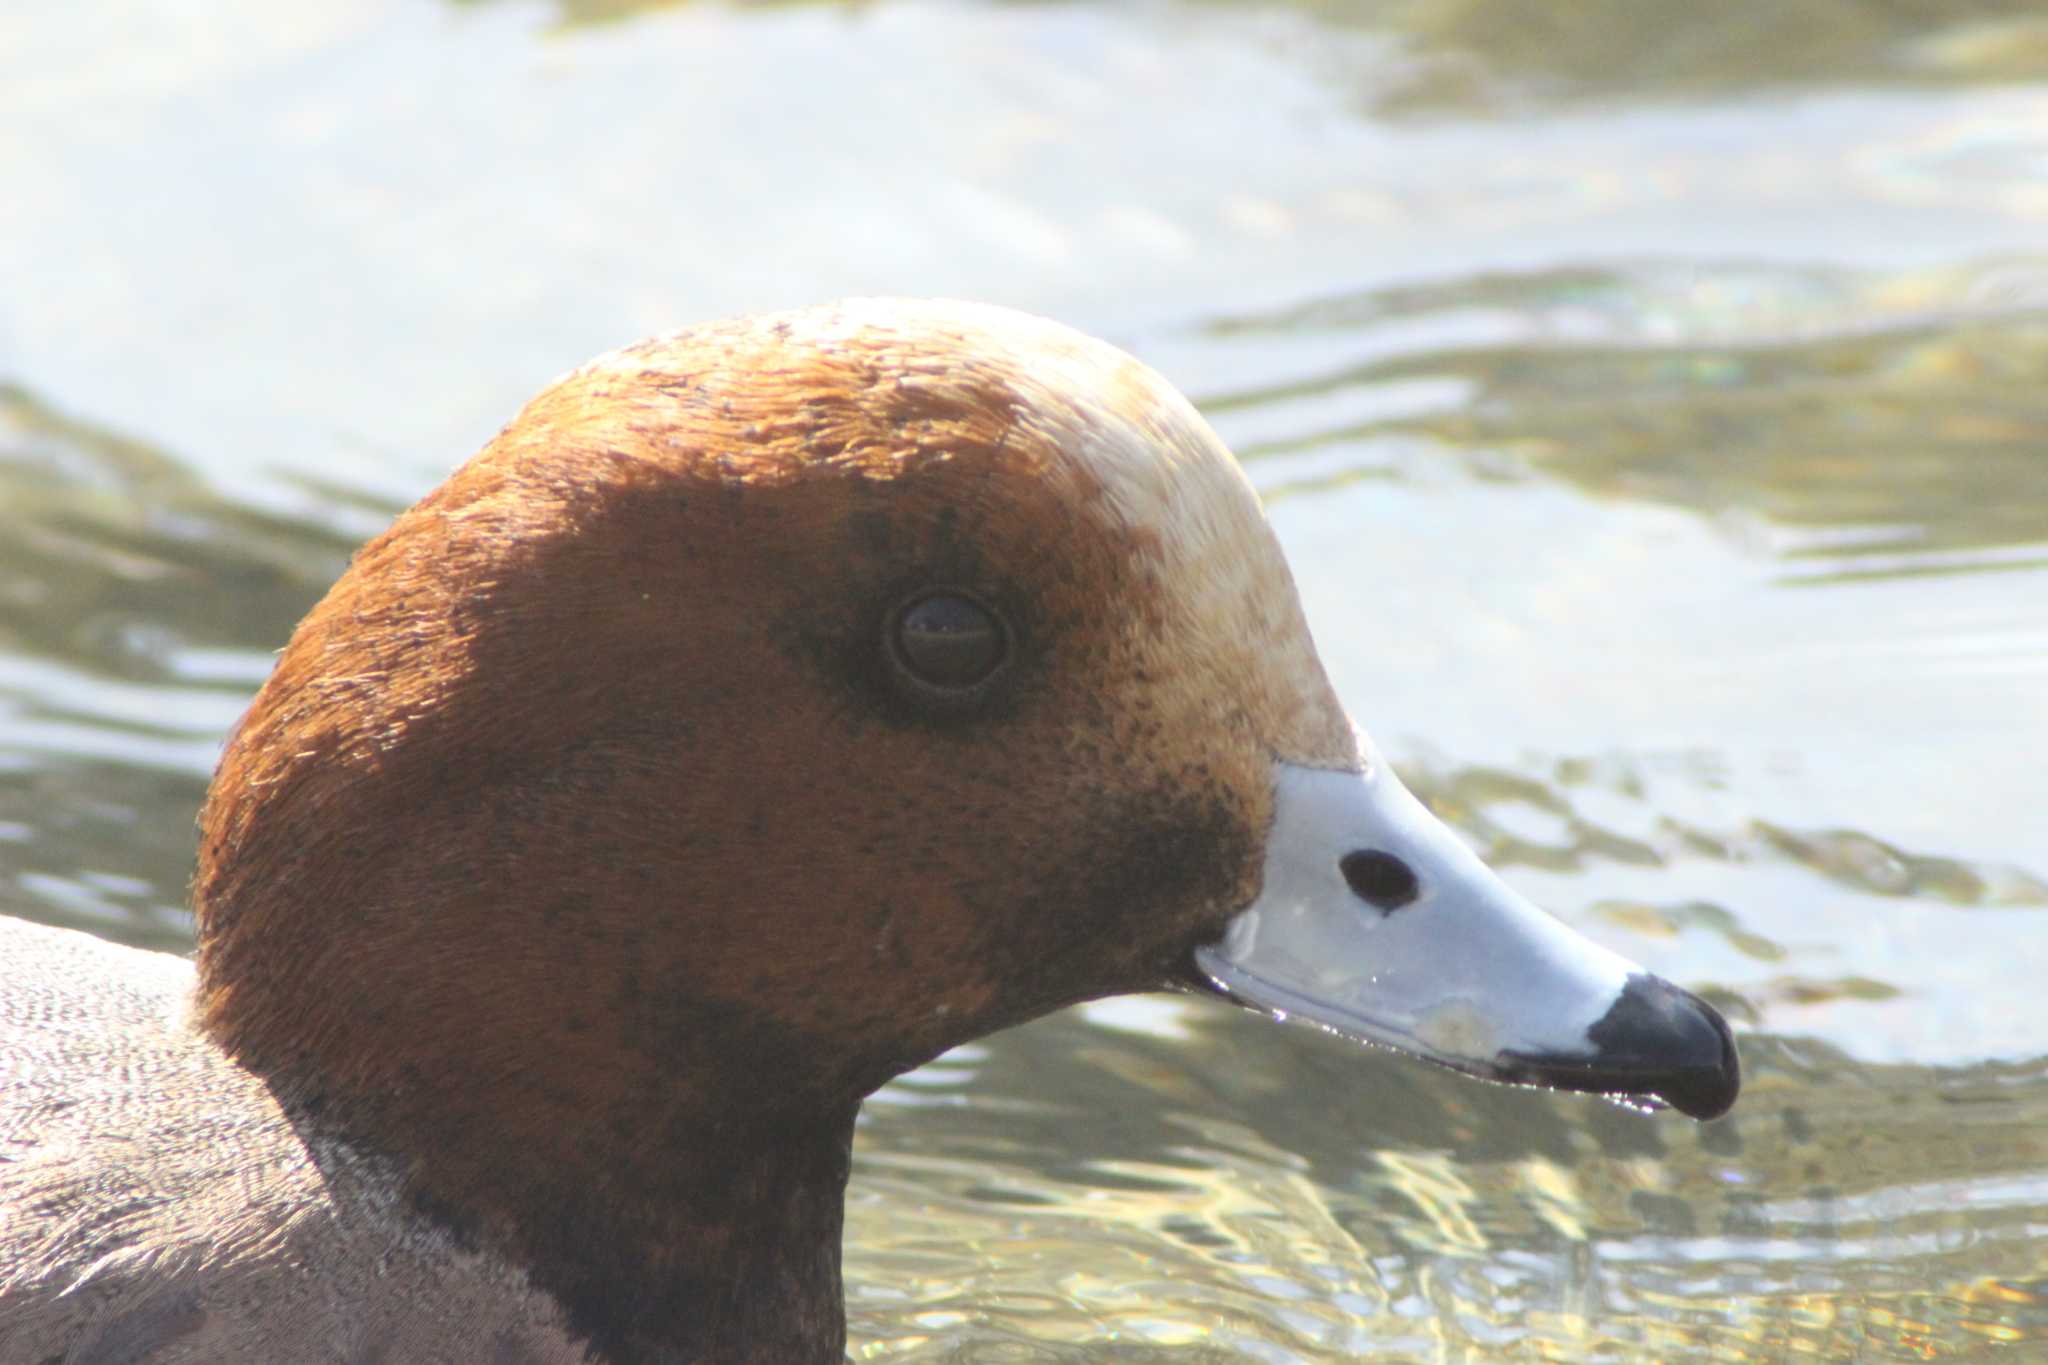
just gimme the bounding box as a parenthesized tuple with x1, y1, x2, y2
(191, 299, 1736, 1363)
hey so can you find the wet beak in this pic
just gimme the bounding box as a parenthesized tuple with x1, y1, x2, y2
(1194, 755, 1739, 1120)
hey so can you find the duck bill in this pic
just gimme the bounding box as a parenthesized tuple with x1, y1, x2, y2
(1194, 756, 1739, 1120)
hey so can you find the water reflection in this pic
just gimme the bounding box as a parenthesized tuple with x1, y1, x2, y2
(1203, 259, 2048, 579)
(0, 383, 383, 946)
(457, 0, 2048, 108)
(848, 1011, 2048, 1360)
(1256, 0, 2048, 111)
(0, 383, 374, 677)
(448, 0, 851, 29)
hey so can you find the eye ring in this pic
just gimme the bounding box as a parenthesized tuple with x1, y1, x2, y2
(885, 590, 1011, 699)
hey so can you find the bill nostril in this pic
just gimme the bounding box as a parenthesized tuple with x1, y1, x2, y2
(1340, 849, 1419, 913)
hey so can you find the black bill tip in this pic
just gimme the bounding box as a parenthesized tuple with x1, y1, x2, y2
(1499, 973, 1741, 1121)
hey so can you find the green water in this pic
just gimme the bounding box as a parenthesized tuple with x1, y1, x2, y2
(3, 1, 2045, 1358)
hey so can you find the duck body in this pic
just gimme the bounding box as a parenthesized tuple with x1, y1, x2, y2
(0, 300, 1736, 1363)
(1, 918, 585, 1362)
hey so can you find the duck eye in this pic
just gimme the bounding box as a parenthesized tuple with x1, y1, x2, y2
(889, 592, 1008, 693)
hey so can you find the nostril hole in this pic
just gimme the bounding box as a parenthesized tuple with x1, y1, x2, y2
(1341, 850, 1419, 913)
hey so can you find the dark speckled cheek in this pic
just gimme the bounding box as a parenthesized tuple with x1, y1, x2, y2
(972, 779, 1263, 1024)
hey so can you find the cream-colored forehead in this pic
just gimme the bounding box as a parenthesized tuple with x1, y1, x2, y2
(781, 297, 1273, 572)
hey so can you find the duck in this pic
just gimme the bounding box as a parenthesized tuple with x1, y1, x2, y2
(0, 298, 1738, 1364)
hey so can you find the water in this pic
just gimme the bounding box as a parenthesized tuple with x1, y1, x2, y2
(4, 0, 2046, 1358)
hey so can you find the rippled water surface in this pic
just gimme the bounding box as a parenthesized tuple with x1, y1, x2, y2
(4, 1, 2047, 1358)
